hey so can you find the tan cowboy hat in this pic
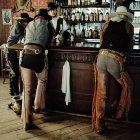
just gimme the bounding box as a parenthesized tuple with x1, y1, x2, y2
(110, 6, 134, 21)
(14, 13, 33, 21)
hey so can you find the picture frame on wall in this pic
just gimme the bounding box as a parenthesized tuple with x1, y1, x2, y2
(2, 9, 12, 25)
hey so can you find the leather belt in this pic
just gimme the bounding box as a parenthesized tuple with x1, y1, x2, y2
(23, 49, 44, 55)
(99, 49, 124, 57)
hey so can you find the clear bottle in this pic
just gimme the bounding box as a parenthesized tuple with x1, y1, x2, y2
(85, 12, 89, 21)
(89, 12, 94, 22)
(71, 10, 75, 21)
(72, 0, 75, 5)
(91, 0, 95, 5)
(105, 12, 109, 22)
(85, 24, 89, 38)
(76, 11, 80, 21)
(77, 0, 81, 6)
(96, 9, 99, 22)
(68, 0, 72, 5)
(99, 10, 103, 21)
(81, 0, 85, 6)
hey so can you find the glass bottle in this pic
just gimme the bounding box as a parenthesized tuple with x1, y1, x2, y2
(81, 11, 85, 21)
(105, 12, 109, 22)
(77, 0, 81, 6)
(85, 12, 89, 21)
(67, 11, 71, 21)
(139, 29, 140, 43)
(99, 10, 103, 22)
(71, 10, 75, 21)
(89, 28, 93, 38)
(85, 0, 88, 5)
(68, 0, 72, 5)
(89, 12, 94, 22)
(81, 26, 85, 38)
(93, 26, 98, 39)
(85, 25, 89, 38)
(72, 0, 75, 5)
(76, 11, 80, 21)
(59, 24, 63, 44)
(81, 0, 85, 6)
(96, 9, 99, 22)
(63, 9, 67, 21)
(73, 26, 76, 38)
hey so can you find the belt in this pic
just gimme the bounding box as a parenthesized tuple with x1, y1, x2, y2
(99, 49, 124, 57)
(23, 49, 44, 55)
(99, 49, 126, 63)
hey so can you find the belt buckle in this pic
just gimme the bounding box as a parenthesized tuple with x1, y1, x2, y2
(35, 49, 41, 54)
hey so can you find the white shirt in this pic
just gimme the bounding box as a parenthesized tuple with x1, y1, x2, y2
(51, 16, 69, 31)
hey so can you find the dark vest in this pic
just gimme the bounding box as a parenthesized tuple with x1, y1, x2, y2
(100, 20, 130, 53)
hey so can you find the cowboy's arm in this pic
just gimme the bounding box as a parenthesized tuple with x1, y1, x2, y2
(125, 22, 134, 51)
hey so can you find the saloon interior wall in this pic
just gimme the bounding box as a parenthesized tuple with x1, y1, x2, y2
(0, 0, 53, 45)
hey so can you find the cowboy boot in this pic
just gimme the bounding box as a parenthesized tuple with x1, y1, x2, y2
(94, 72, 109, 135)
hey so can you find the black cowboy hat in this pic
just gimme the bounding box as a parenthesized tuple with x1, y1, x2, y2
(47, 2, 59, 11)
(14, 13, 33, 22)
(34, 8, 52, 20)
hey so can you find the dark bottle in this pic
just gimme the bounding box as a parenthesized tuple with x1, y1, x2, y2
(89, 28, 93, 38)
(93, 26, 99, 39)
(63, 9, 67, 21)
(73, 26, 76, 38)
(81, 11, 85, 21)
(67, 11, 71, 21)
(139, 30, 140, 43)
(95, 0, 101, 5)
(81, 26, 85, 38)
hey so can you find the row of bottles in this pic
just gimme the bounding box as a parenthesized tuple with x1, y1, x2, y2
(63, 8, 110, 22)
(129, 1, 140, 9)
(132, 16, 140, 24)
(62, 0, 110, 6)
(70, 24, 100, 40)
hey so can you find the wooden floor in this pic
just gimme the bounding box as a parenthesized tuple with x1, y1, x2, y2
(0, 77, 140, 140)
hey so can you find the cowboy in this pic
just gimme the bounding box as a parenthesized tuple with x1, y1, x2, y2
(92, 5, 134, 135)
(47, 2, 70, 45)
(7, 13, 32, 97)
(20, 9, 50, 131)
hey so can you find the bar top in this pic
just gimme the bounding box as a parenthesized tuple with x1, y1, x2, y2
(0, 44, 140, 54)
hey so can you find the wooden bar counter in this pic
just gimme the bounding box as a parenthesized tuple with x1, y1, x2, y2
(1, 44, 140, 122)
(46, 45, 140, 122)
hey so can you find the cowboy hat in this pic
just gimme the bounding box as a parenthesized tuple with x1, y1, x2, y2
(110, 6, 134, 21)
(34, 8, 52, 20)
(47, 2, 59, 11)
(14, 13, 33, 22)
